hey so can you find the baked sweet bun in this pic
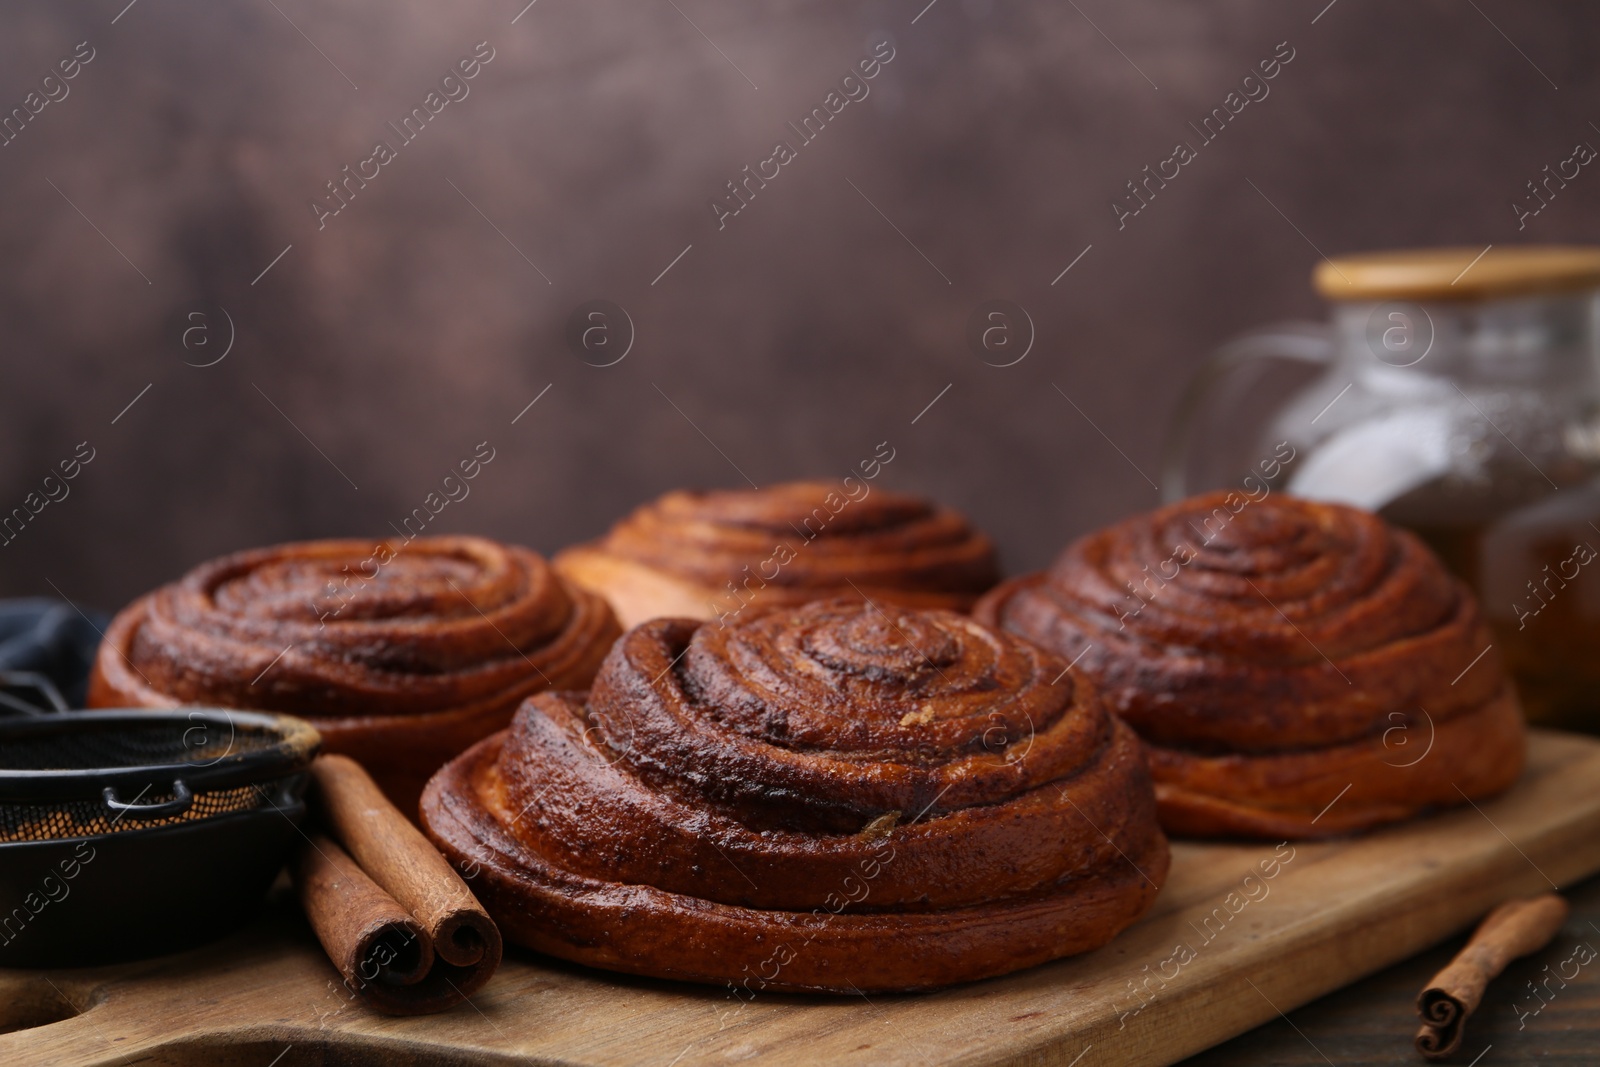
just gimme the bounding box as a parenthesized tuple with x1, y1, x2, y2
(89, 536, 621, 815)
(420, 598, 1169, 993)
(553, 480, 1000, 628)
(975, 491, 1526, 839)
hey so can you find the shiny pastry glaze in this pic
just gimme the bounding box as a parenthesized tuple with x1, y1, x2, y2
(89, 536, 621, 814)
(976, 491, 1527, 839)
(421, 598, 1169, 992)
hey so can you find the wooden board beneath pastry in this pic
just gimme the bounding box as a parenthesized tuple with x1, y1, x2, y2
(7, 728, 1600, 1067)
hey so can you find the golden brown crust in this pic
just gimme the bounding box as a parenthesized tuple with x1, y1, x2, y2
(88, 536, 621, 814)
(554, 481, 1000, 628)
(974, 492, 1527, 839)
(420, 599, 1170, 993)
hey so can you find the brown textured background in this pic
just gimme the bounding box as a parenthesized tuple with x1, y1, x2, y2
(1, 0, 1596, 612)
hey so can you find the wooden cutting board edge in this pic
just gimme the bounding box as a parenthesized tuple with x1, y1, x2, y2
(5, 730, 1600, 1067)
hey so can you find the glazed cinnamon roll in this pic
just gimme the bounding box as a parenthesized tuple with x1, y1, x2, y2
(421, 598, 1169, 993)
(975, 492, 1526, 839)
(553, 480, 999, 628)
(89, 536, 620, 814)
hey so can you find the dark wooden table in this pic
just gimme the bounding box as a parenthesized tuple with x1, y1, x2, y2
(1182, 872, 1600, 1065)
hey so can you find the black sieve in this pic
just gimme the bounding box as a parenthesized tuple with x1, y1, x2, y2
(0, 707, 320, 967)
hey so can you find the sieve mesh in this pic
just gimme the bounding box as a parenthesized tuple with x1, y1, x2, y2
(0, 775, 303, 843)
(0, 717, 286, 771)
(0, 713, 314, 844)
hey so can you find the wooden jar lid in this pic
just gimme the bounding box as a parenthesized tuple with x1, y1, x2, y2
(1313, 246, 1600, 302)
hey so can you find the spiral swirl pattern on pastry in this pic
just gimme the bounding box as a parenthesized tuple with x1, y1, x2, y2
(975, 491, 1526, 839)
(89, 536, 620, 814)
(554, 481, 1000, 628)
(421, 598, 1169, 993)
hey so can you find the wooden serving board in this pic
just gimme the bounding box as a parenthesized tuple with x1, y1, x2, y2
(7, 728, 1600, 1067)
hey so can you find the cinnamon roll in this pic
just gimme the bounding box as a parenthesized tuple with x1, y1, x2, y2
(553, 481, 999, 628)
(89, 536, 621, 814)
(420, 598, 1169, 993)
(975, 492, 1526, 839)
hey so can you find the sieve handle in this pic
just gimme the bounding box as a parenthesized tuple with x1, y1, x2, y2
(103, 779, 194, 820)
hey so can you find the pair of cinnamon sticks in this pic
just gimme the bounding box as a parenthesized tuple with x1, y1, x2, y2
(293, 754, 502, 1015)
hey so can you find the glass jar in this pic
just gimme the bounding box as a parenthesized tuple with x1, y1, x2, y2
(1164, 246, 1600, 732)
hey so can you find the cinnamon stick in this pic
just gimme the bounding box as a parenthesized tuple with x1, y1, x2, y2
(1414, 893, 1569, 1059)
(295, 835, 438, 1013)
(293, 754, 502, 1015)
